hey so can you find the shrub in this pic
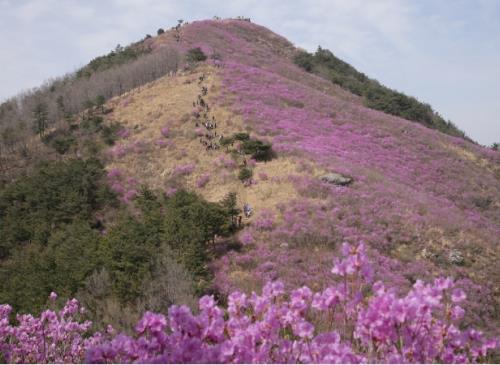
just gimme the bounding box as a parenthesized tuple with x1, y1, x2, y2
(116, 128, 130, 139)
(238, 166, 253, 181)
(293, 50, 314, 72)
(233, 132, 250, 141)
(220, 136, 234, 147)
(81, 116, 104, 133)
(196, 174, 210, 188)
(223, 133, 274, 161)
(186, 47, 207, 63)
(239, 229, 254, 245)
(107, 168, 122, 180)
(95, 95, 105, 112)
(51, 135, 76, 154)
(215, 154, 237, 170)
(172, 163, 195, 177)
(156, 138, 168, 148)
(253, 209, 275, 231)
(157, 28, 165, 35)
(242, 139, 274, 161)
(164, 187, 177, 197)
(100, 123, 121, 145)
(42, 129, 76, 154)
(160, 126, 170, 138)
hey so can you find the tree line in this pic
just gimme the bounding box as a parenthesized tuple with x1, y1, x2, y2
(0, 43, 181, 176)
(294, 47, 469, 140)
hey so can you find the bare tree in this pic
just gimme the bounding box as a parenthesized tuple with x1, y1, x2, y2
(0, 46, 181, 161)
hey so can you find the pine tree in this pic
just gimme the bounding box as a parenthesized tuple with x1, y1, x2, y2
(33, 102, 48, 138)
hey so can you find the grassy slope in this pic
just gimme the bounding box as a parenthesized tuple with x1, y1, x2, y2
(99, 20, 499, 331)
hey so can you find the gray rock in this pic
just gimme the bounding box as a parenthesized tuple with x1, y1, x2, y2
(448, 249, 465, 265)
(320, 173, 353, 186)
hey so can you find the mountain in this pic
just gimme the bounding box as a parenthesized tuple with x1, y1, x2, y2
(110, 18, 500, 326)
(0, 18, 499, 352)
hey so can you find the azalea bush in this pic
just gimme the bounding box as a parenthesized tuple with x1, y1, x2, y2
(196, 173, 210, 188)
(0, 293, 104, 363)
(1, 243, 497, 363)
(172, 163, 196, 177)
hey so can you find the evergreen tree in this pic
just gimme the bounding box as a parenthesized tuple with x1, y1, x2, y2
(95, 95, 105, 113)
(33, 102, 48, 138)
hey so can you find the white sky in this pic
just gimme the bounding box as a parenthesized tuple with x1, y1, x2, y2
(0, 0, 499, 145)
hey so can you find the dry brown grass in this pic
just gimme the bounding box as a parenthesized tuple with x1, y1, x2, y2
(103, 64, 328, 216)
(443, 142, 499, 174)
(101, 64, 353, 294)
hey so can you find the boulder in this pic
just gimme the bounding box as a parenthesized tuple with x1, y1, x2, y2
(320, 172, 353, 186)
(447, 249, 465, 266)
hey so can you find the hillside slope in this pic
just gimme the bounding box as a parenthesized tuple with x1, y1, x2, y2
(96, 19, 500, 331)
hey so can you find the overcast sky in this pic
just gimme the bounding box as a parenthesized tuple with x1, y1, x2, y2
(1, 0, 499, 145)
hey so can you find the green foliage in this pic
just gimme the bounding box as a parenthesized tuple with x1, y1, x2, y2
(293, 51, 314, 72)
(81, 115, 104, 133)
(492, 143, 499, 151)
(98, 189, 233, 301)
(0, 158, 114, 259)
(95, 95, 106, 112)
(221, 192, 240, 219)
(100, 214, 158, 302)
(0, 160, 234, 314)
(0, 221, 102, 314)
(100, 122, 121, 145)
(222, 132, 274, 161)
(52, 136, 75, 154)
(157, 28, 165, 35)
(186, 47, 207, 63)
(242, 139, 274, 161)
(0, 243, 51, 313)
(42, 129, 76, 155)
(162, 191, 227, 281)
(220, 136, 234, 147)
(238, 167, 253, 181)
(33, 102, 48, 138)
(293, 47, 467, 138)
(45, 222, 101, 295)
(221, 192, 242, 232)
(233, 132, 250, 141)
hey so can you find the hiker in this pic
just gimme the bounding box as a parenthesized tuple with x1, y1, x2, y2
(243, 203, 252, 218)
